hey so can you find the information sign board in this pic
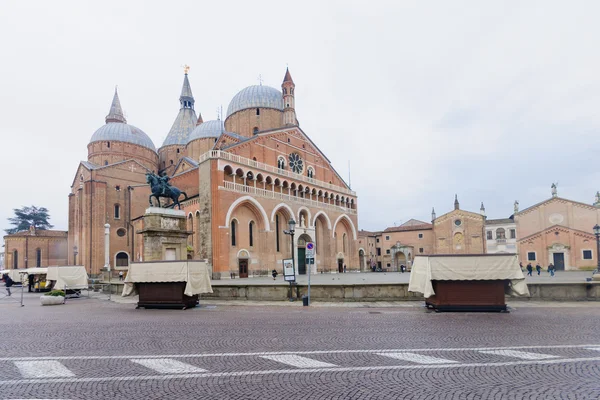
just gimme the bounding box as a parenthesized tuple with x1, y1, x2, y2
(283, 258, 295, 282)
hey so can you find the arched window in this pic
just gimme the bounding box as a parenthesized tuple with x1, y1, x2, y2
(343, 233, 347, 253)
(114, 204, 121, 219)
(231, 220, 237, 246)
(283, 88, 287, 94)
(277, 157, 285, 169)
(106, 142, 110, 148)
(496, 228, 506, 239)
(249, 221, 254, 247)
(307, 167, 314, 179)
(275, 215, 280, 252)
(256, 108, 260, 116)
(116, 252, 129, 267)
(36, 248, 42, 268)
(176, 148, 180, 154)
(12, 250, 18, 269)
(170, 160, 174, 165)
(253, 127, 259, 135)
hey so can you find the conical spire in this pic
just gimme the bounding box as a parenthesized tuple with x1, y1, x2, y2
(179, 71, 195, 110)
(454, 194, 460, 210)
(282, 67, 294, 84)
(105, 87, 127, 124)
(431, 207, 436, 221)
(480, 202, 486, 216)
(196, 113, 204, 126)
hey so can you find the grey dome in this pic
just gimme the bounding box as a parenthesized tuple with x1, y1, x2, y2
(90, 123, 156, 152)
(226, 85, 283, 117)
(187, 120, 224, 143)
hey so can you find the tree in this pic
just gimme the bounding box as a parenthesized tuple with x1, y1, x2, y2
(5, 206, 54, 235)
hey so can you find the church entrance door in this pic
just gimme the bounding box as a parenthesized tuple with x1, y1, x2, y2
(338, 259, 343, 273)
(238, 259, 248, 278)
(298, 248, 306, 275)
(553, 253, 565, 271)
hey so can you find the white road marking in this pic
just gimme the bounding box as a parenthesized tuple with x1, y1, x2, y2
(586, 347, 600, 352)
(0, 344, 596, 361)
(0, 357, 598, 385)
(261, 355, 336, 368)
(478, 349, 558, 360)
(130, 358, 206, 374)
(378, 352, 458, 364)
(14, 360, 75, 378)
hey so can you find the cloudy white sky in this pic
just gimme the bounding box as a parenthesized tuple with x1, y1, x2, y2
(1, 0, 600, 240)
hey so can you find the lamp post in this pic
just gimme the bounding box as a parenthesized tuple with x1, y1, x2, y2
(283, 218, 296, 301)
(593, 224, 600, 273)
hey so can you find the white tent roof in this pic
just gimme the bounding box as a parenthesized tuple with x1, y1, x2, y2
(408, 254, 529, 298)
(122, 260, 213, 297)
(46, 266, 89, 290)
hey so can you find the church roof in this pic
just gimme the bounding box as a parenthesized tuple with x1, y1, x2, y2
(516, 196, 598, 215)
(282, 68, 294, 84)
(187, 120, 224, 142)
(384, 223, 432, 233)
(4, 229, 67, 238)
(89, 89, 156, 151)
(226, 85, 283, 118)
(162, 73, 198, 147)
(400, 219, 429, 227)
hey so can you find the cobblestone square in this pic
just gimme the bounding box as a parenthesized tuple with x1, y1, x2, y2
(0, 295, 598, 399)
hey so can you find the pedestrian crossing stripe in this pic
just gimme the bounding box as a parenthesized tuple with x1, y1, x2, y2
(130, 358, 207, 374)
(260, 354, 337, 368)
(377, 352, 458, 364)
(14, 361, 75, 378)
(477, 350, 558, 360)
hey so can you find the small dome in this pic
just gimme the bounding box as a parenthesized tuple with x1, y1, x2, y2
(226, 85, 283, 117)
(90, 123, 156, 152)
(187, 120, 224, 143)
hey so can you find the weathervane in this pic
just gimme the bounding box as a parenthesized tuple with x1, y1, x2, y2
(182, 64, 190, 74)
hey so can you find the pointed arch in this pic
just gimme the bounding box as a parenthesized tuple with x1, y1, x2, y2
(312, 211, 332, 230)
(332, 214, 357, 240)
(270, 203, 295, 223)
(224, 196, 271, 231)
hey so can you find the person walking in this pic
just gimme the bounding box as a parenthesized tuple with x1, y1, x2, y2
(526, 263, 533, 276)
(3, 274, 13, 297)
(271, 269, 278, 280)
(343, 264, 347, 273)
(548, 263, 555, 277)
(119, 271, 124, 281)
(535, 263, 542, 276)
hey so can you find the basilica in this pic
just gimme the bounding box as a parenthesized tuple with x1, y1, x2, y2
(66, 68, 358, 278)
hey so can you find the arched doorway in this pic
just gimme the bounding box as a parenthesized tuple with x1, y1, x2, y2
(238, 250, 249, 278)
(395, 251, 407, 272)
(115, 252, 129, 268)
(297, 234, 312, 275)
(359, 249, 365, 272)
(337, 252, 344, 273)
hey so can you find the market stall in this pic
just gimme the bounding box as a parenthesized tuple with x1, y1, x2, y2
(46, 266, 89, 296)
(122, 260, 213, 309)
(408, 254, 529, 312)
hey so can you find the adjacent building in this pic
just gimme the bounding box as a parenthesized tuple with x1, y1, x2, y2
(3, 226, 68, 269)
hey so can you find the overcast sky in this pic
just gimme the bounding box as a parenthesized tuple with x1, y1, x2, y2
(1, 0, 600, 241)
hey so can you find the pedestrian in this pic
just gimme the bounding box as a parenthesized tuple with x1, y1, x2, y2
(119, 271, 124, 281)
(535, 263, 542, 276)
(526, 263, 533, 276)
(343, 264, 347, 273)
(271, 269, 278, 280)
(400, 264, 405, 273)
(519, 262, 524, 271)
(548, 263, 555, 277)
(3, 274, 13, 297)
(28, 274, 34, 293)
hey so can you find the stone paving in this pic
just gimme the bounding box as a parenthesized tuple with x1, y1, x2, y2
(0, 293, 599, 399)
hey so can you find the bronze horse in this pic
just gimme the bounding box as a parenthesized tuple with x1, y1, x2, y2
(146, 173, 188, 209)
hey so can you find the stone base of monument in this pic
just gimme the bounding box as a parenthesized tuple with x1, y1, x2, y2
(137, 207, 191, 261)
(592, 273, 600, 281)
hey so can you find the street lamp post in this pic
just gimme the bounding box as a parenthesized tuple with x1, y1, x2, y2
(593, 224, 600, 274)
(73, 246, 78, 266)
(283, 218, 296, 301)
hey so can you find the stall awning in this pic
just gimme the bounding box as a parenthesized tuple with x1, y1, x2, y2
(46, 266, 89, 290)
(122, 261, 213, 297)
(408, 254, 529, 298)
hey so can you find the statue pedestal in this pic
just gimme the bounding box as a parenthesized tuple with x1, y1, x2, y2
(137, 208, 191, 262)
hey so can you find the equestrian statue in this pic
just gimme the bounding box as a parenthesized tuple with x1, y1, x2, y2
(146, 172, 188, 209)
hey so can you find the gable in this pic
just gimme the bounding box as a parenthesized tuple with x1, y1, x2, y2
(71, 159, 151, 188)
(173, 157, 199, 176)
(518, 197, 597, 216)
(434, 209, 484, 225)
(221, 127, 351, 191)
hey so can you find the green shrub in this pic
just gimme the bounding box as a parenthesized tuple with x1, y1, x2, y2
(45, 290, 65, 297)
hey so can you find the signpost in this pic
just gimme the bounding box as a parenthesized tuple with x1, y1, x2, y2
(283, 258, 295, 301)
(306, 242, 315, 306)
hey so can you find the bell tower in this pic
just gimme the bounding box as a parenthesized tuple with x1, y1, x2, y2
(282, 67, 297, 126)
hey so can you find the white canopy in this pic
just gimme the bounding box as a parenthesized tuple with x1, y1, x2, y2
(46, 266, 89, 290)
(122, 260, 213, 297)
(408, 254, 530, 298)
